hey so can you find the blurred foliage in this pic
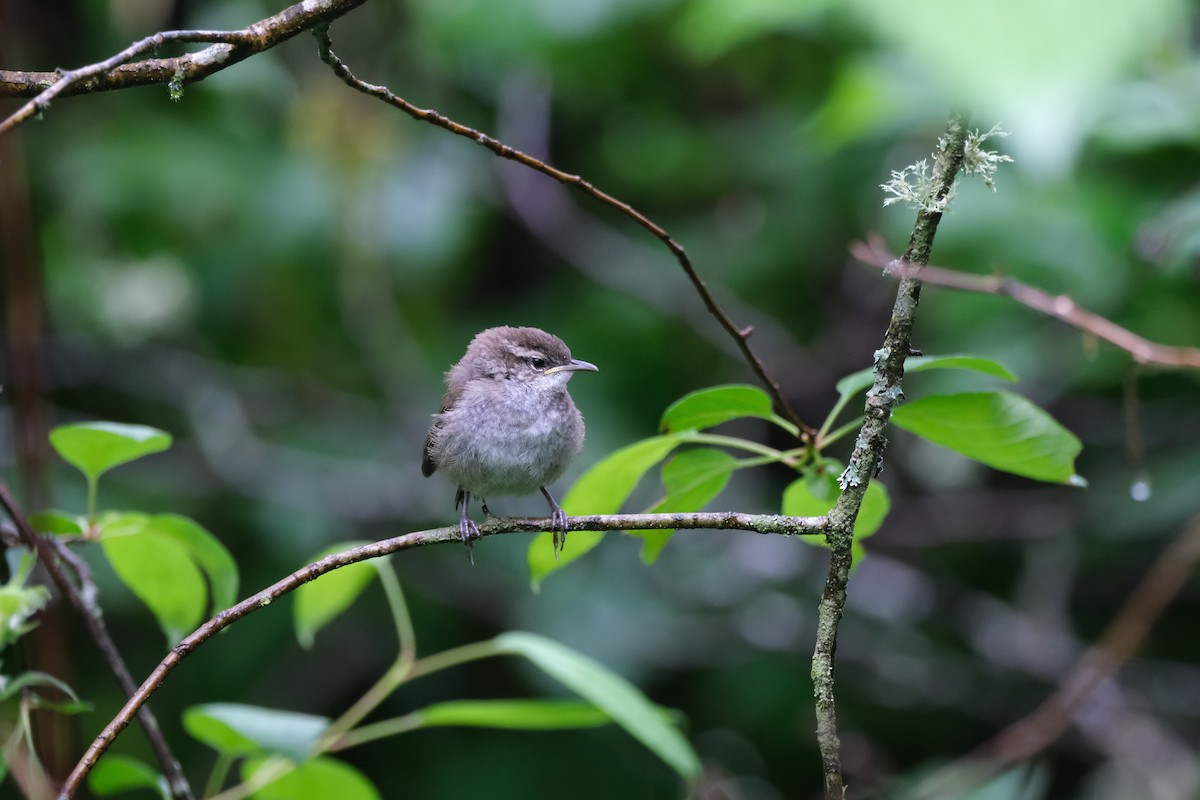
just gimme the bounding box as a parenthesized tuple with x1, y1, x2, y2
(4, 0, 1200, 798)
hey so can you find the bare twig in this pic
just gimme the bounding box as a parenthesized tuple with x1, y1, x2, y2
(812, 114, 971, 799)
(60, 510, 826, 797)
(0, 481, 194, 800)
(0, 0, 369, 135)
(851, 236, 1200, 370)
(976, 514, 1200, 765)
(312, 26, 816, 440)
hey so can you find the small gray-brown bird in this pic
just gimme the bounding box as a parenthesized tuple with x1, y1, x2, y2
(422, 326, 597, 560)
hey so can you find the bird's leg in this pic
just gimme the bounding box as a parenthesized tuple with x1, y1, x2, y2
(540, 486, 569, 555)
(456, 488, 481, 564)
(481, 499, 493, 517)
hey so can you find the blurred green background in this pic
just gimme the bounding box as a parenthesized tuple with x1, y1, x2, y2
(3, 0, 1200, 798)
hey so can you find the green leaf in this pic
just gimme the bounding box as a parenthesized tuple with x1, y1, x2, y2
(0, 670, 80, 704)
(782, 473, 890, 562)
(891, 391, 1084, 484)
(659, 384, 776, 433)
(100, 513, 206, 644)
(410, 699, 614, 731)
(49, 422, 171, 483)
(243, 756, 380, 800)
(89, 754, 166, 798)
(0, 580, 50, 652)
(906, 355, 1018, 382)
(184, 703, 330, 760)
(529, 435, 683, 588)
(28, 509, 85, 536)
(293, 542, 375, 649)
(490, 631, 701, 783)
(639, 448, 737, 563)
(835, 353, 1017, 399)
(151, 514, 239, 614)
(99, 514, 237, 644)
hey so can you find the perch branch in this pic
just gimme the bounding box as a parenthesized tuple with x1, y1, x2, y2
(0, 0, 368, 135)
(812, 114, 971, 799)
(851, 236, 1200, 370)
(60, 510, 826, 797)
(313, 26, 816, 440)
(0, 481, 194, 800)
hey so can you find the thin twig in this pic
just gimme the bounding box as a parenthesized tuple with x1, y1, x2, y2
(60, 510, 826, 797)
(976, 515, 1200, 765)
(0, 0, 369, 135)
(851, 236, 1200, 370)
(0, 481, 194, 800)
(312, 26, 816, 440)
(812, 114, 971, 799)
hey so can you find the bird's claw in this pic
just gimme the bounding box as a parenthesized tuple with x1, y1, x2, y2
(550, 507, 569, 558)
(459, 516, 480, 565)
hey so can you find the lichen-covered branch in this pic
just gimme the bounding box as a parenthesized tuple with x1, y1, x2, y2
(811, 113, 970, 799)
(0, 0, 368, 135)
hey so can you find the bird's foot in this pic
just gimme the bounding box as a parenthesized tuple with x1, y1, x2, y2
(550, 507, 569, 557)
(458, 489, 481, 565)
(459, 515, 480, 565)
(481, 500, 493, 517)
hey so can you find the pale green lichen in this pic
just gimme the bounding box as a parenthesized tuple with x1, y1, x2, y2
(168, 70, 185, 102)
(881, 124, 1013, 212)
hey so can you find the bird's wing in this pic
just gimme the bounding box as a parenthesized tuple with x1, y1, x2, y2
(421, 383, 460, 477)
(421, 419, 441, 477)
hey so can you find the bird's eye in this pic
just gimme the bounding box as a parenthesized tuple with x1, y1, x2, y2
(530, 357, 547, 370)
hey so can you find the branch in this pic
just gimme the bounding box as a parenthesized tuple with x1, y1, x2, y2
(0, 482, 194, 800)
(811, 114, 971, 799)
(0, 0, 368, 136)
(60, 510, 826, 797)
(851, 236, 1200, 370)
(312, 26, 816, 440)
(976, 514, 1200, 765)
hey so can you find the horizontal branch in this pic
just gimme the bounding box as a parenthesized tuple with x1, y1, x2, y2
(61, 510, 826, 796)
(852, 236, 1200, 370)
(0, 0, 368, 135)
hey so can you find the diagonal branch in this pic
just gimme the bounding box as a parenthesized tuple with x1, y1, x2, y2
(0, 482, 194, 800)
(811, 114, 971, 800)
(59, 510, 827, 797)
(976, 514, 1200, 765)
(851, 236, 1200, 370)
(312, 26, 816, 440)
(0, 0, 369, 136)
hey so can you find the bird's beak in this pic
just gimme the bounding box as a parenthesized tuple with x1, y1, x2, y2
(544, 359, 599, 375)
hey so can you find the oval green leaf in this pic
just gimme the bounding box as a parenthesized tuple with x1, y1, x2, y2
(529, 435, 683, 588)
(28, 509, 86, 536)
(150, 514, 239, 615)
(89, 754, 165, 798)
(293, 542, 375, 649)
(243, 756, 380, 800)
(639, 448, 738, 563)
(489, 631, 701, 783)
(411, 699, 613, 731)
(100, 513, 206, 644)
(891, 391, 1084, 484)
(835, 353, 1017, 400)
(49, 422, 172, 482)
(185, 703, 330, 760)
(660, 384, 776, 433)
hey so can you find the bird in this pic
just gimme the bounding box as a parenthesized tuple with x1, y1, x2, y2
(422, 326, 597, 560)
